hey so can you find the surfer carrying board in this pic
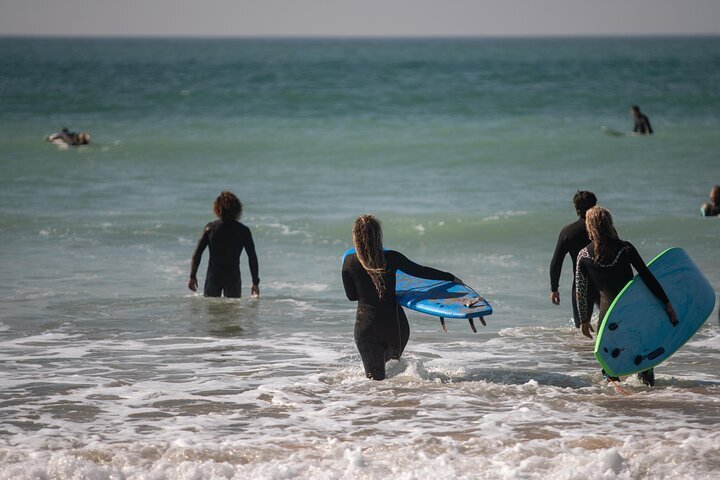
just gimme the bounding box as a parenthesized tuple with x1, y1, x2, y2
(341, 214, 462, 380)
(575, 206, 678, 386)
(188, 191, 260, 298)
(549, 191, 598, 328)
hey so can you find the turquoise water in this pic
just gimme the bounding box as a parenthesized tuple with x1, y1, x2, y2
(1, 37, 719, 479)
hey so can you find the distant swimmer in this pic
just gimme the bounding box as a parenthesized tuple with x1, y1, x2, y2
(341, 214, 462, 380)
(549, 191, 598, 328)
(701, 185, 720, 217)
(46, 128, 91, 146)
(189, 191, 260, 298)
(630, 105, 653, 135)
(575, 206, 678, 386)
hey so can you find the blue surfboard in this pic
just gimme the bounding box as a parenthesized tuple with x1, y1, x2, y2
(595, 247, 715, 377)
(342, 249, 493, 332)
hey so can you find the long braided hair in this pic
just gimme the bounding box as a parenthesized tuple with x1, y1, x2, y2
(352, 214, 387, 299)
(585, 206, 619, 265)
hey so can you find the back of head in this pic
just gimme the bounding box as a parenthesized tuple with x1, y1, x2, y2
(585, 206, 619, 264)
(213, 191, 243, 221)
(352, 214, 386, 298)
(631, 105, 641, 114)
(573, 190, 597, 217)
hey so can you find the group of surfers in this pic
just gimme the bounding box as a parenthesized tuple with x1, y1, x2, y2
(187, 186, 718, 386)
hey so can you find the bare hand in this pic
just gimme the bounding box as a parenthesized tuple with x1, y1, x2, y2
(188, 277, 198, 292)
(581, 322, 594, 339)
(251, 284, 260, 298)
(665, 303, 679, 326)
(550, 291, 560, 305)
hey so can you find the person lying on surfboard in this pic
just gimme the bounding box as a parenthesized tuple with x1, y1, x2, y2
(575, 206, 678, 386)
(188, 191, 260, 298)
(341, 214, 462, 381)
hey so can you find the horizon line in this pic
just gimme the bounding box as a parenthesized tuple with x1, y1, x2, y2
(2, 32, 720, 40)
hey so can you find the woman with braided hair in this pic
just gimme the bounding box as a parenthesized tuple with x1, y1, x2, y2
(575, 206, 678, 386)
(341, 214, 462, 380)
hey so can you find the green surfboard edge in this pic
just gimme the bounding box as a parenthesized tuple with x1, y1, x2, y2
(593, 247, 676, 377)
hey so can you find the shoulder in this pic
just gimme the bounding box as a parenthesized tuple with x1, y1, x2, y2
(235, 221, 252, 232)
(203, 221, 215, 232)
(384, 250, 405, 265)
(621, 240, 637, 253)
(577, 245, 592, 262)
(342, 251, 358, 270)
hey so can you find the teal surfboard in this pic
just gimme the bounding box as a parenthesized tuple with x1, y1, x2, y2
(595, 247, 715, 377)
(342, 249, 493, 332)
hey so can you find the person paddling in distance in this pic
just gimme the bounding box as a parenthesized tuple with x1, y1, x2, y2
(701, 185, 720, 217)
(575, 206, 678, 386)
(189, 191, 260, 298)
(341, 214, 463, 380)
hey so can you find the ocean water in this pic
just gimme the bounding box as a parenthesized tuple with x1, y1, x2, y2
(0, 37, 719, 479)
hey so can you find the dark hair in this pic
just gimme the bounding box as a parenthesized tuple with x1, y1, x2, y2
(573, 191, 597, 217)
(213, 191, 243, 221)
(711, 185, 720, 205)
(631, 105, 640, 113)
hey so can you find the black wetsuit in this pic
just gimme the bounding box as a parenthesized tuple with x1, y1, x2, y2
(550, 218, 596, 327)
(575, 240, 669, 329)
(190, 219, 259, 298)
(633, 113, 653, 135)
(342, 250, 453, 380)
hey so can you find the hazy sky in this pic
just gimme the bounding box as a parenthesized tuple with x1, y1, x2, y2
(1, 0, 720, 37)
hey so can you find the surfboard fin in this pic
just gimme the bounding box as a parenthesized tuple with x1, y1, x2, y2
(439, 317, 447, 332)
(468, 318, 477, 333)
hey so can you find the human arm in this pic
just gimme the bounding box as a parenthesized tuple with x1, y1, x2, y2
(392, 251, 455, 282)
(244, 228, 260, 297)
(341, 259, 358, 301)
(189, 224, 211, 291)
(549, 231, 568, 303)
(628, 244, 678, 326)
(575, 249, 594, 338)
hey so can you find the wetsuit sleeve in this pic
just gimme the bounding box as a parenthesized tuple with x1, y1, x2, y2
(244, 228, 260, 285)
(575, 249, 591, 324)
(645, 116, 653, 135)
(190, 223, 211, 279)
(628, 244, 669, 305)
(549, 231, 567, 292)
(342, 259, 358, 301)
(392, 252, 454, 282)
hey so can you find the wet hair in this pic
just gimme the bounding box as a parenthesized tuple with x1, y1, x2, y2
(710, 185, 720, 205)
(573, 190, 597, 217)
(585, 206, 619, 266)
(631, 105, 641, 113)
(213, 191, 243, 221)
(352, 214, 386, 298)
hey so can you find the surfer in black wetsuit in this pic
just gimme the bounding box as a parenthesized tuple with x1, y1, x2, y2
(341, 214, 461, 380)
(575, 206, 678, 386)
(189, 191, 259, 298)
(631, 105, 653, 135)
(549, 191, 598, 327)
(701, 185, 720, 217)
